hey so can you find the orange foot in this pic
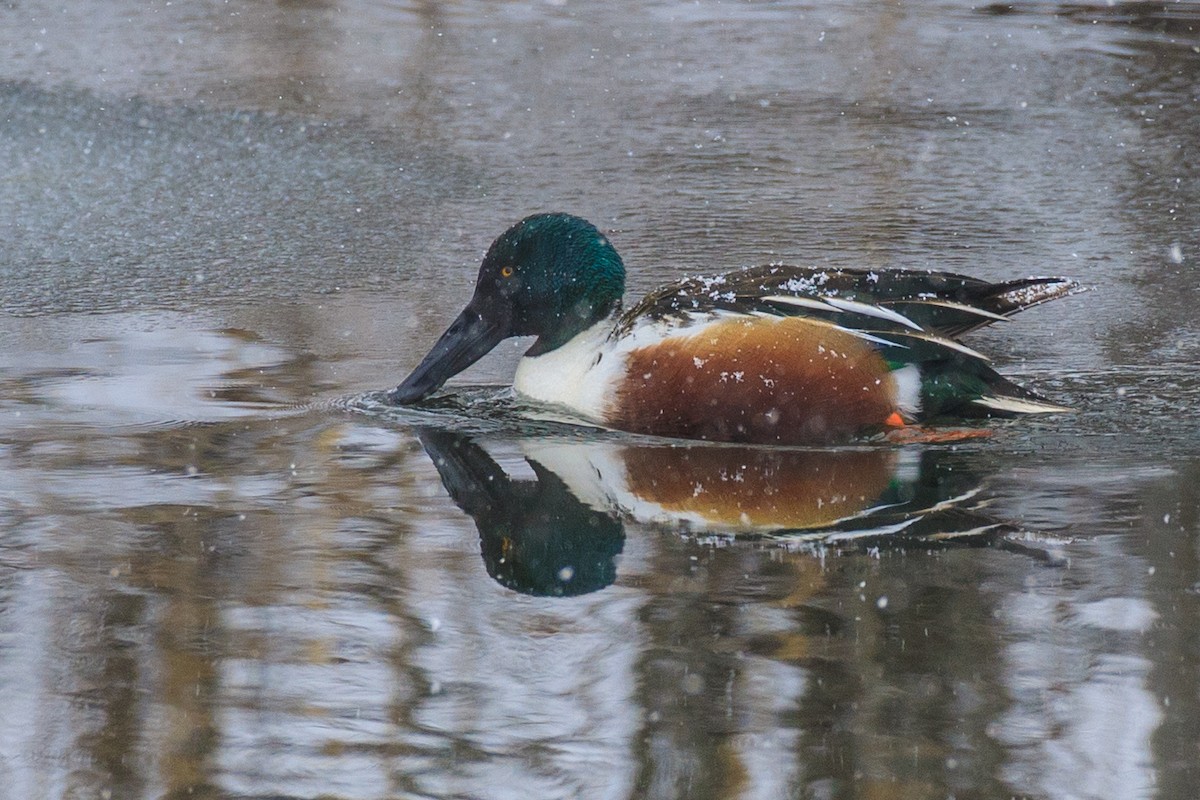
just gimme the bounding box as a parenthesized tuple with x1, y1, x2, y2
(884, 426, 995, 444)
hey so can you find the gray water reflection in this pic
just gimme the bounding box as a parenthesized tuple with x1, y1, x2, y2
(2, 0, 1200, 798)
(0, 314, 1195, 799)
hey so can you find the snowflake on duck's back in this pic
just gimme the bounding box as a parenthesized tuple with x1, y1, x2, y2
(779, 274, 825, 295)
(616, 265, 868, 335)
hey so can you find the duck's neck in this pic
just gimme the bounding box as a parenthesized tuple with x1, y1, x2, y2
(525, 298, 623, 357)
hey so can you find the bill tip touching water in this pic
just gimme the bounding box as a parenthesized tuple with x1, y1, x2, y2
(389, 213, 1080, 444)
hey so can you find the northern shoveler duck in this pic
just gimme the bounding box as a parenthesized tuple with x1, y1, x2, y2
(389, 213, 1078, 444)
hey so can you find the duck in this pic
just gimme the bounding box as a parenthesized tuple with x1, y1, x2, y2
(388, 213, 1078, 444)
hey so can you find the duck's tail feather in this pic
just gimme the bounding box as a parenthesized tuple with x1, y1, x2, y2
(969, 392, 1074, 415)
(920, 363, 1073, 419)
(886, 277, 1082, 338)
(985, 276, 1083, 316)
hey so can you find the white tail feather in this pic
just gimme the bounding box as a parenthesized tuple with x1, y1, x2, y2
(971, 395, 1073, 414)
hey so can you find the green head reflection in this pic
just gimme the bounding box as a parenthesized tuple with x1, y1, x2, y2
(418, 429, 625, 597)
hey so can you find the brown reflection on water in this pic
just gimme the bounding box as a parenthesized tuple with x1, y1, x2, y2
(625, 523, 1022, 799)
(1129, 460, 1200, 800)
(4, 414, 432, 798)
(620, 446, 897, 530)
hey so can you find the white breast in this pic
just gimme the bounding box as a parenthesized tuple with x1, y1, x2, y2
(511, 319, 623, 422)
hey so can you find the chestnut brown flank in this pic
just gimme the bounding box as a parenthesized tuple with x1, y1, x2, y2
(610, 316, 896, 444)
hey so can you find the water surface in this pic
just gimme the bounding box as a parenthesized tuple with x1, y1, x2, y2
(1, 2, 1199, 799)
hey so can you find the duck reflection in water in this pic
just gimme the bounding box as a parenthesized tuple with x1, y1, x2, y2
(417, 429, 1020, 597)
(417, 428, 626, 597)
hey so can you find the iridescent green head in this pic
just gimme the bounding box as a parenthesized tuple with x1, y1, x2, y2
(389, 213, 626, 403)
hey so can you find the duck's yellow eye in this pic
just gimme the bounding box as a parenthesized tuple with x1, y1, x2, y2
(500, 266, 514, 278)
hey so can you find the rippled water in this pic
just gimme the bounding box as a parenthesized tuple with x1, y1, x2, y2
(1, 2, 1199, 799)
